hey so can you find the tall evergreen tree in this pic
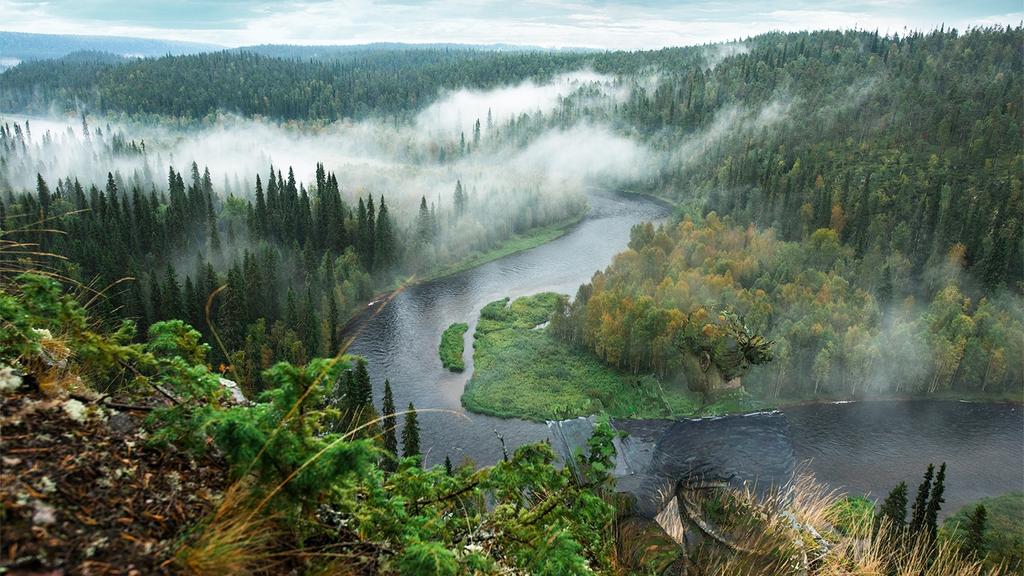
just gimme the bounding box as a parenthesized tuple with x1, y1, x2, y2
(402, 401, 421, 463)
(453, 179, 466, 216)
(374, 195, 394, 271)
(923, 462, 947, 540)
(161, 263, 182, 321)
(416, 196, 432, 245)
(350, 359, 372, 411)
(910, 464, 935, 534)
(876, 481, 908, 537)
(962, 504, 988, 560)
(381, 379, 397, 470)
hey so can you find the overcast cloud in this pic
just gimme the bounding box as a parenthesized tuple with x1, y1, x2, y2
(1, 0, 1020, 49)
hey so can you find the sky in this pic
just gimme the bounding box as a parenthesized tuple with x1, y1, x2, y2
(1, 0, 1021, 50)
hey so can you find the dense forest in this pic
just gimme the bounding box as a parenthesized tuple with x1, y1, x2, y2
(2, 27, 1020, 292)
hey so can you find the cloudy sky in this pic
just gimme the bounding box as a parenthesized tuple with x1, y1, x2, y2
(2, 0, 1021, 49)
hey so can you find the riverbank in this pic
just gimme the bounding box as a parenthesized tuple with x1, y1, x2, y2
(415, 212, 586, 284)
(762, 389, 1024, 412)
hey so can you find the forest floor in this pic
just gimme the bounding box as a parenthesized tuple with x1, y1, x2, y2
(0, 384, 227, 575)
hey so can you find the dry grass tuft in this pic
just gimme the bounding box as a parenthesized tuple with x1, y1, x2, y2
(174, 485, 283, 576)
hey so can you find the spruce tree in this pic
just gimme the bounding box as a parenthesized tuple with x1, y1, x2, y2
(416, 196, 432, 245)
(963, 504, 988, 559)
(402, 402, 421, 463)
(444, 455, 453, 475)
(381, 380, 398, 471)
(373, 195, 393, 271)
(351, 359, 372, 411)
(909, 464, 934, 534)
(162, 263, 182, 321)
(381, 379, 397, 456)
(876, 481, 908, 537)
(364, 193, 376, 270)
(923, 462, 946, 540)
(454, 179, 466, 216)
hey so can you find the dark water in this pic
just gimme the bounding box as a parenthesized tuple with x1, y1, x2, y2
(786, 401, 1024, 516)
(347, 190, 1024, 516)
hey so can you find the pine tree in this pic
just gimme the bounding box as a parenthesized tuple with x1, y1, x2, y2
(162, 263, 182, 321)
(402, 401, 421, 462)
(963, 504, 988, 559)
(327, 293, 339, 354)
(877, 481, 908, 537)
(909, 464, 934, 534)
(36, 173, 50, 218)
(454, 179, 466, 216)
(351, 359, 372, 411)
(254, 175, 267, 238)
(374, 195, 394, 271)
(356, 195, 368, 256)
(381, 379, 397, 470)
(444, 455, 453, 475)
(923, 462, 946, 540)
(416, 196, 432, 245)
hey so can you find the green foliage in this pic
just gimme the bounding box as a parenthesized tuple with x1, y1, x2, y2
(555, 216, 1024, 403)
(438, 322, 468, 372)
(463, 293, 703, 421)
(962, 504, 988, 560)
(830, 496, 875, 535)
(942, 492, 1024, 572)
(876, 481, 908, 539)
(397, 541, 458, 576)
(0, 273, 138, 381)
(402, 401, 421, 461)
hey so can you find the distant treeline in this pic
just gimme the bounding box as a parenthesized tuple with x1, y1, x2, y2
(3, 27, 1020, 292)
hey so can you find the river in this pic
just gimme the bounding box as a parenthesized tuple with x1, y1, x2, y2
(347, 190, 1023, 516)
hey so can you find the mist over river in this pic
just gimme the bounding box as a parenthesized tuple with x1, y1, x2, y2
(346, 190, 1024, 515)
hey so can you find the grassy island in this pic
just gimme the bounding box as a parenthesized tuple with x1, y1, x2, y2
(461, 293, 764, 421)
(439, 322, 469, 371)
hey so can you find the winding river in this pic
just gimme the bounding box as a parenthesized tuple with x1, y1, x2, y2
(347, 190, 1024, 516)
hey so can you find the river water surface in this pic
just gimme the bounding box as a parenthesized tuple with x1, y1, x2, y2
(347, 191, 1023, 516)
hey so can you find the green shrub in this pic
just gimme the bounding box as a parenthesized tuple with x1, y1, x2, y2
(438, 322, 468, 372)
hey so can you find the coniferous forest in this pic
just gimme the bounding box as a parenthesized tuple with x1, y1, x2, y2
(1, 19, 1022, 576)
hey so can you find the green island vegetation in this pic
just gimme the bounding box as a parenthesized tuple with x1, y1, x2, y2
(462, 293, 768, 421)
(438, 322, 469, 371)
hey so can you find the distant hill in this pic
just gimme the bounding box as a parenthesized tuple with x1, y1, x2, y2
(233, 42, 599, 61)
(0, 31, 222, 69)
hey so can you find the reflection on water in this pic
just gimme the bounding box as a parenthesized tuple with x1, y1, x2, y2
(346, 190, 1024, 514)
